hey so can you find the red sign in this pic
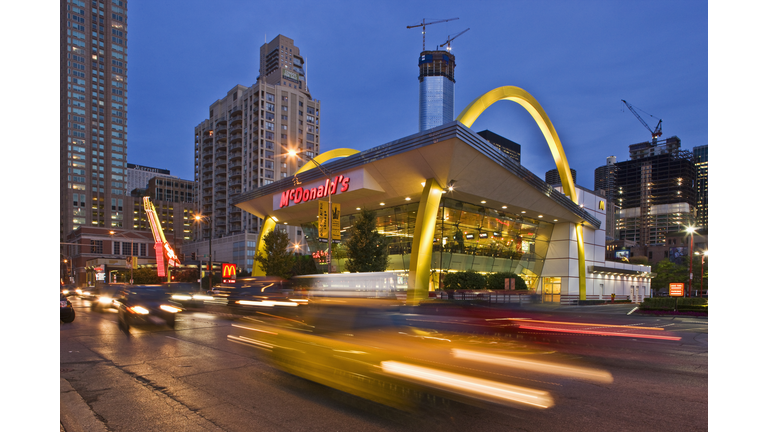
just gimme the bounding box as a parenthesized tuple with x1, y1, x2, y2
(279, 175, 350, 208)
(669, 283, 685, 297)
(222, 263, 237, 280)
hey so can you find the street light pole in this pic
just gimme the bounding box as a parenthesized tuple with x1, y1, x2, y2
(194, 215, 213, 290)
(286, 149, 334, 273)
(700, 251, 707, 297)
(685, 226, 696, 297)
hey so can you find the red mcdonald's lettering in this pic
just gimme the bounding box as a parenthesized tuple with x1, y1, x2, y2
(278, 176, 351, 208)
(280, 190, 291, 207)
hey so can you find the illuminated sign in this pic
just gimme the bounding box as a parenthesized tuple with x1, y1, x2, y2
(669, 283, 685, 297)
(479, 233, 488, 239)
(465, 234, 475, 240)
(282, 69, 300, 82)
(222, 263, 237, 283)
(279, 175, 350, 208)
(599, 200, 605, 210)
(493, 232, 502, 238)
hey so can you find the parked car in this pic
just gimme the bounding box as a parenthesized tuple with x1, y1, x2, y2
(60, 294, 75, 323)
(115, 285, 183, 330)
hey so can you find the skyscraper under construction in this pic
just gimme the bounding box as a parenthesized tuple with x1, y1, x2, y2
(418, 50, 456, 132)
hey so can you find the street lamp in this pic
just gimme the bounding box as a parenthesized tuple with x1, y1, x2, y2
(695, 250, 708, 297)
(685, 226, 697, 297)
(194, 215, 213, 290)
(283, 149, 335, 273)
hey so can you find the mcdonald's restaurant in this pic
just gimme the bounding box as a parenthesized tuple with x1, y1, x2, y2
(233, 121, 653, 304)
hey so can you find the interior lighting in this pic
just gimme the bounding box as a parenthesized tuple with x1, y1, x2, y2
(501, 206, 507, 209)
(481, 200, 486, 204)
(405, 197, 411, 201)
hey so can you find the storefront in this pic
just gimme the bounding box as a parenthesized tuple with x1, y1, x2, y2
(233, 121, 653, 304)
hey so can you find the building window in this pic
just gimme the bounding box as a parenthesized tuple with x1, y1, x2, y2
(114, 241, 120, 254)
(140, 243, 147, 256)
(91, 240, 104, 254)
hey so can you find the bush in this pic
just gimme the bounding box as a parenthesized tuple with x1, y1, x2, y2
(443, 270, 486, 290)
(640, 297, 707, 311)
(485, 272, 528, 290)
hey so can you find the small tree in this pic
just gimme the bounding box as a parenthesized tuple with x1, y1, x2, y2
(254, 229, 294, 279)
(345, 208, 389, 272)
(292, 253, 319, 277)
(651, 259, 687, 295)
(443, 270, 486, 290)
(131, 267, 164, 284)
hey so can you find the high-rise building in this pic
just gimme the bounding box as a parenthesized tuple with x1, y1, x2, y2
(545, 168, 577, 186)
(126, 163, 178, 194)
(628, 136, 681, 160)
(594, 156, 618, 203)
(418, 50, 455, 132)
(189, 35, 319, 273)
(615, 139, 696, 247)
(477, 130, 521, 163)
(693, 145, 708, 230)
(60, 0, 132, 285)
(60, 0, 129, 242)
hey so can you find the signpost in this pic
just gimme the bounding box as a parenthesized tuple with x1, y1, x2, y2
(669, 282, 685, 311)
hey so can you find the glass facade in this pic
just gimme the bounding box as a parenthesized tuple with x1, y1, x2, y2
(419, 76, 454, 132)
(302, 198, 554, 290)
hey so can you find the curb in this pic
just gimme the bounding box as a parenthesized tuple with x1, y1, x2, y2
(60, 377, 108, 432)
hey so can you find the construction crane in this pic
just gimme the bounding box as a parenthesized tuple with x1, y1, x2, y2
(407, 18, 459, 51)
(440, 28, 469, 51)
(621, 99, 663, 140)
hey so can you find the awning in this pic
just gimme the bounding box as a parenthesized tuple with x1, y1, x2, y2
(589, 265, 656, 278)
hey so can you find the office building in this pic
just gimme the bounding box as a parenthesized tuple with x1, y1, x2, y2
(615, 139, 696, 247)
(126, 163, 178, 193)
(545, 168, 577, 186)
(477, 130, 521, 163)
(61, 0, 130, 244)
(418, 50, 456, 132)
(693, 145, 708, 230)
(187, 35, 319, 273)
(594, 156, 618, 203)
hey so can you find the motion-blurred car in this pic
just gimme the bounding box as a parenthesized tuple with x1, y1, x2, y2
(90, 284, 124, 312)
(60, 294, 75, 323)
(162, 282, 213, 309)
(210, 277, 302, 314)
(115, 285, 183, 330)
(60, 284, 77, 297)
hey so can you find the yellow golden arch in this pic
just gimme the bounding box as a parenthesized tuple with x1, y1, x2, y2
(251, 148, 360, 276)
(456, 86, 587, 300)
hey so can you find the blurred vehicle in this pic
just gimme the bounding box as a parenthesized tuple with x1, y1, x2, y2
(60, 294, 75, 323)
(292, 272, 401, 299)
(208, 277, 302, 314)
(90, 284, 124, 312)
(74, 286, 96, 300)
(162, 282, 213, 309)
(60, 284, 77, 297)
(115, 285, 183, 330)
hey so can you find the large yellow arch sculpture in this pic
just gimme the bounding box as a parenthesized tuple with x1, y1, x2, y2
(251, 148, 360, 276)
(456, 86, 586, 300)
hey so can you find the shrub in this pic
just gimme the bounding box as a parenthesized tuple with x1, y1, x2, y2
(640, 297, 707, 310)
(485, 272, 528, 290)
(443, 270, 486, 290)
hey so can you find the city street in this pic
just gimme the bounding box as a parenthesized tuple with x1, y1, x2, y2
(60, 298, 707, 431)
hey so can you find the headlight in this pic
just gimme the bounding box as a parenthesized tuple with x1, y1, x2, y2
(83, 291, 91, 296)
(192, 294, 214, 300)
(171, 294, 192, 301)
(76, 289, 83, 294)
(160, 305, 181, 313)
(62, 290, 69, 295)
(129, 306, 150, 314)
(98, 297, 113, 304)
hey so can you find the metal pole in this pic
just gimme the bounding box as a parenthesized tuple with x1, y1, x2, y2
(688, 233, 694, 297)
(328, 178, 333, 273)
(700, 255, 705, 297)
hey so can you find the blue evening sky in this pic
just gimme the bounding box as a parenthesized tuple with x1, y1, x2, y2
(126, 0, 707, 191)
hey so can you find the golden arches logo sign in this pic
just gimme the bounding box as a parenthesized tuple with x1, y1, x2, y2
(222, 263, 237, 282)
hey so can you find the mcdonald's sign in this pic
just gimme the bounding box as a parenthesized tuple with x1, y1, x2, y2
(222, 263, 237, 283)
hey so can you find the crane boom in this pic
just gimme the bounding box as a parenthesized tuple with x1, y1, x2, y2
(440, 28, 469, 50)
(407, 17, 459, 51)
(621, 99, 663, 139)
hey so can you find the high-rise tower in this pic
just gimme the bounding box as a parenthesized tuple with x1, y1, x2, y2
(191, 35, 319, 272)
(693, 145, 708, 230)
(61, 0, 129, 240)
(418, 50, 455, 132)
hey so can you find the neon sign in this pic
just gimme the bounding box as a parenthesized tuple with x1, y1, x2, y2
(143, 197, 180, 277)
(222, 263, 237, 283)
(279, 175, 350, 208)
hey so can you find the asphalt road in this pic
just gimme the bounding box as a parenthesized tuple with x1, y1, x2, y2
(60, 299, 707, 432)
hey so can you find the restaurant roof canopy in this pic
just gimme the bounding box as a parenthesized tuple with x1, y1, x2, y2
(233, 121, 601, 229)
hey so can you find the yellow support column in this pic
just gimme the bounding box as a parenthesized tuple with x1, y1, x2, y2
(407, 178, 443, 306)
(251, 217, 276, 276)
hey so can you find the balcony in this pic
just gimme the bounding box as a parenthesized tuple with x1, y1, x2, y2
(230, 106, 242, 116)
(229, 115, 243, 126)
(229, 133, 243, 143)
(215, 116, 227, 126)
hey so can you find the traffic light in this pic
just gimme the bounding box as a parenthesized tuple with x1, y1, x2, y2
(191, 252, 196, 261)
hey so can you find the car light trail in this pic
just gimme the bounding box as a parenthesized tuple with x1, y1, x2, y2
(517, 325, 681, 340)
(172, 294, 192, 300)
(231, 324, 278, 335)
(490, 318, 667, 331)
(380, 361, 554, 408)
(227, 334, 274, 349)
(160, 305, 181, 313)
(451, 349, 613, 383)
